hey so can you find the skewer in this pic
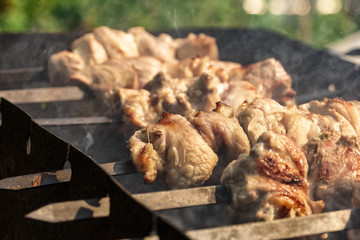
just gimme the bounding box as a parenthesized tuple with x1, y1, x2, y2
(35, 116, 120, 126)
(24, 193, 360, 239)
(186, 208, 360, 240)
(0, 116, 120, 126)
(0, 160, 136, 190)
(25, 185, 226, 223)
(0, 86, 84, 103)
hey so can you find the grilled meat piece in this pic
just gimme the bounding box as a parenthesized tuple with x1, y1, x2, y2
(128, 112, 218, 189)
(221, 131, 324, 222)
(71, 33, 108, 66)
(187, 110, 250, 161)
(299, 98, 360, 138)
(127, 56, 164, 88)
(220, 81, 264, 110)
(128, 27, 176, 62)
(175, 33, 218, 60)
(304, 132, 360, 210)
(239, 97, 360, 212)
(230, 58, 295, 105)
(238, 98, 349, 147)
(108, 71, 266, 130)
(48, 50, 84, 86)
(165, 56, 241, 80)
(187, 73, 223, 112)
(93, 26, 139, 58)
(70, 59, 139, 89)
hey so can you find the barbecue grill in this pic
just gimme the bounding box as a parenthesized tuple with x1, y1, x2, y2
(1, 28, 360, 239)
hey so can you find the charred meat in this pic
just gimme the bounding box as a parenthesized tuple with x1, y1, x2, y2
(221, 131, 324, 222)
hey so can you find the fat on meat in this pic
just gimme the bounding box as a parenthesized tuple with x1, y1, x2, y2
(128, 112, 218, 189)
(221, 131, 324, 222)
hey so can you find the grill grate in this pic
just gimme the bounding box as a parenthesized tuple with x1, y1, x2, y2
(1, 29, 360, 239)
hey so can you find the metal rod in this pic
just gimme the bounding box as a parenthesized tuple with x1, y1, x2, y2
(133, 185, 230, 211)
(0, 86, 84, 103)
(25, 185, 227, 223)
(0, 116, 120, 126)
(24, 193, 360, 239)
(0, 66, 45, 74)
(35, 116, 120, 126)
(26, 197, 110, 223)
(0, 160, 136, 190)
(186, 209, 360, 240)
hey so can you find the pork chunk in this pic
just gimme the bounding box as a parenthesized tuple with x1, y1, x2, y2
(71, 33, 108, 65)
(48, 50, 84, 86)
(187, 110, 250, 161)
(229, 58, 295, 105)
(128, 27, 176, 62)
(128, 113, 218, 189)
(93, 26, 139, 58)
(238, 98, 347, 147)
(128, 56, 164, 88)
(175, 33, 218, 60)
(221, 132, 324, 222)
(304, 132, 360, 210)
(300, 98, 360, 138)
(70, 59, 138, 89)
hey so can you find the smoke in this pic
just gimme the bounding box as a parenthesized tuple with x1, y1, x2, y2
(83, 129, 95, 152)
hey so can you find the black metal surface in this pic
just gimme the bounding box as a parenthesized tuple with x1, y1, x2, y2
(0, 98, 186, 239)
(0, 98, 69, 179)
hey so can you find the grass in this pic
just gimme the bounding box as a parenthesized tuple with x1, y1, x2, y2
(0, 0, 359, 48)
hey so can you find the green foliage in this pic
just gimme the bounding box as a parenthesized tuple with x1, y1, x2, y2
(0, 0, 359, 48)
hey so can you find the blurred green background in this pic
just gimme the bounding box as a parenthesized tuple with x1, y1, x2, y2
(0, 0, 359, 48)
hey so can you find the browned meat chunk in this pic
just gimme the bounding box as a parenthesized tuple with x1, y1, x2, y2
(187, 73, 223, 112)
(221, 131, 324, 222)
(128, 27, 176, 62)
(127, 56, 164, 88)
(71, 33, 108, 65)
(304, 132, 360, 210)
(48, 50, 84, 86)
(175, 33, 218, 60)
(165, 56, 241, 81)
(239, 97, 360, 212)
(187, 110, 250, 161)
(70, 59, 139, 89)
(93, 26, 139, 58)
(300, 98, 360, 138)
(238, 98, 349, 147)
(220, 81, 264, 110)
(230, 58, 295, 105)
(128, 112, 218, 189)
